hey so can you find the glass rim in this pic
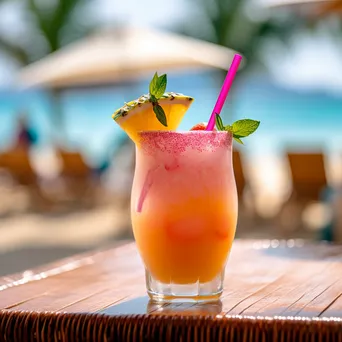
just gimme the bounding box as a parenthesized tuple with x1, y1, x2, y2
(137, 130, 233, 151)
(138, 130, 232, 135)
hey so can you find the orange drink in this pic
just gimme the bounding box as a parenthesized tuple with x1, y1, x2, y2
(112, 70, 259, 302)
(131, 131, 237, 301)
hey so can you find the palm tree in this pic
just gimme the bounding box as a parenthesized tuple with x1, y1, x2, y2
(0, 0, 98, 140)
(175, 0, 309, 123)
(0, 0, 95, 65)
(178, 0, 304, 74)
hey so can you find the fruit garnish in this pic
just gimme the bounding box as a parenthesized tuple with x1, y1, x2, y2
(215, 114, 260, 144)
(149, 72, 168, 126)
(190, 122, 207, 131)
(112, 72, 194, 143)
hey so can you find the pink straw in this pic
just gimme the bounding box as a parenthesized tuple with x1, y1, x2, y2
(206, 54, 243, 131)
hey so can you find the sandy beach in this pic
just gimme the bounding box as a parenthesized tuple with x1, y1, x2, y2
(0, 203, 133, 275)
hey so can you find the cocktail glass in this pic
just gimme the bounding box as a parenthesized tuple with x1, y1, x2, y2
(131, 130, 237, 302)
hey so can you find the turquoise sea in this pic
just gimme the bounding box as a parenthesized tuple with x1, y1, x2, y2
(1, 70, 342, 167)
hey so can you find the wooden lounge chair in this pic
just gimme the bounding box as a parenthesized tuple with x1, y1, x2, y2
(57, 149, 97, 206)
(287, 152, 327, 202)
(278, 151, 328, 236)
(0, 149, 36, 186)
(0, 149, 53, 211)
(58, 150, 91, 179)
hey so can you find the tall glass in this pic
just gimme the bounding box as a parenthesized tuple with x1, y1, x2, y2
(131, 131, 237, 302)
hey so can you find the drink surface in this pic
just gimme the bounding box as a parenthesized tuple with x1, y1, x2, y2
(131, 131, 238, 284)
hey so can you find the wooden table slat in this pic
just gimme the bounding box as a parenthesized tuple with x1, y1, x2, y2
(2, 239, 342, 341)
(2, 240, 342, 317)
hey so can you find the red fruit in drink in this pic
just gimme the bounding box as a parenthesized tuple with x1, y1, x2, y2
(190, 122, 207, 131)
(190, 122, 217, 131)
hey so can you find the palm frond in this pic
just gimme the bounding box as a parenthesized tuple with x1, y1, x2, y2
(0, 34, 29, 65)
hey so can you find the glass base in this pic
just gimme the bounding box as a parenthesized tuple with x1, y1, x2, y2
(146, 270, 224, 303)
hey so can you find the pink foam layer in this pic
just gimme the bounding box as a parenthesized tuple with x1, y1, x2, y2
(138, 131, 232, 155)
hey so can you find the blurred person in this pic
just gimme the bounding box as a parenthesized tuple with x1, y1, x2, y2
(0, 112, 54, 212)
(14, 113, 38, 151)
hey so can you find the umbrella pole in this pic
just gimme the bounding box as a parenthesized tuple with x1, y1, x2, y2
(50, 89, 66, 148)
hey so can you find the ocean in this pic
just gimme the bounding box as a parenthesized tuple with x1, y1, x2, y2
(1, 70, 342, 168)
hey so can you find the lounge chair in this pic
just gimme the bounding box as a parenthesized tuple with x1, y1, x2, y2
(278, 151, 328, 236)
(57, 149, 97, 206)
(0, 149, 36, 186)
(0, 149, 53, 211)
(287, 152, 327, 202)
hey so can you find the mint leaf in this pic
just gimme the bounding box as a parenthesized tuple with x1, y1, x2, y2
(231, 119, 260, 138)
(154, 74, 167, 99)
(225, 124, 233, 132)
(149, 72, 159, 97)
(233, 136, 244, 145)
(150, 94, 157, 103)
(215, 114, 225, 131)
(149, 72, 168, 125)
(149, 72, 167, 100)
(213, 116, 259, 144)
(153, 104, 168, 127)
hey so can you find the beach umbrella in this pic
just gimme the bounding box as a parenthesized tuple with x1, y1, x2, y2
(17, 26, 238, 89)
(263, 0, 341, 18)
(17, 26, 239, 146)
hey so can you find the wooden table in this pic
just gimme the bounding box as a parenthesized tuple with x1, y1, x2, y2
(1, 239, 342, 341)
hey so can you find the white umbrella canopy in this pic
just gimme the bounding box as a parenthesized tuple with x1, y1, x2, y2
(18, 26, 239, 89)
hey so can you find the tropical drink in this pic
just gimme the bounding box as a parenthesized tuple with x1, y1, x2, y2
(132, 131, 237, 300)
(112, 71, 259, 301)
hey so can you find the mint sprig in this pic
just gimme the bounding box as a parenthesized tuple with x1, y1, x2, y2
(153, 103, 167, 126)
(215, 114, 260, 144)
(149, 72, 168, 127)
